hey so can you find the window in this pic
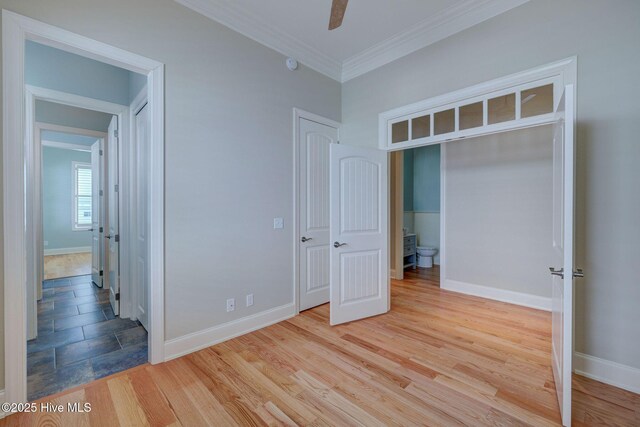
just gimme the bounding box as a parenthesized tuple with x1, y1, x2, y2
(73, 162, 92, 231)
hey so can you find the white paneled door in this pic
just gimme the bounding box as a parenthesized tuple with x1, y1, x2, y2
(91, 141, 102, 286)
(550, 84, 577, 427)
(135, 103, 150, 329)
(299, 118, 338, 311)
(107, 116, 120, 315)
(329, 144, 388, 325)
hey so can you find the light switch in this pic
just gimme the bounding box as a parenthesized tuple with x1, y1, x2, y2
(273, 217, 284, 229)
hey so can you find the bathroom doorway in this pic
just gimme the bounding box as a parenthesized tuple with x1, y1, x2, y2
(390, 144, 444, 283)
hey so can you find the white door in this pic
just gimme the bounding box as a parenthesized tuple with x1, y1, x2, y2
(107, 116, 120, 315)
(135, 103, 150, 329)
(550, 84, 577, 427)
(299, 118, 338, 311)
(91, 141, 102, 286)
(329, 144, 389, 325)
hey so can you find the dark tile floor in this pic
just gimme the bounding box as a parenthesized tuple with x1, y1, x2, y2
(27, 275, 148, 401)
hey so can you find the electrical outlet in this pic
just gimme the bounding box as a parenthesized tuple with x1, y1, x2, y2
(273, 217, 284, 229)
(246, 294, 254, 307)
(226, 298, 235, 312)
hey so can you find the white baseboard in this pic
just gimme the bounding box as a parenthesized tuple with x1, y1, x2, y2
(574, 352, 640, 394)
(0, 389, 6, 419)
(164, 303, 296, 361)
(44, 246, 91, 256)
(441, 279, 551, 311)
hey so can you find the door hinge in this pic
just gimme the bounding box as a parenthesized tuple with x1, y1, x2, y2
(99, 226, 103, 233)
(114, 184, 119, 192)
(114, 129, 119, 138)
(115, 234, 120, 243)
(99, 190, 104, 197)
(99, 270, 103, 276)
(115, 292, 120, 301)
(99, 149, 103, 156)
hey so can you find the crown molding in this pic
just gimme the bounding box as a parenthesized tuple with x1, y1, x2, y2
(175, 0, 342, 81)
(175, 0, 529, 83)
(341, 0, 530, 82)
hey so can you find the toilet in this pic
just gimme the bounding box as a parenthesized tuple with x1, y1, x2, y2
(417, 246, 438, 268)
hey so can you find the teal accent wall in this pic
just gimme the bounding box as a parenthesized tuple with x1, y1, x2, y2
(26, 41, 135, 105)
(43, 147, 93, 251)
(42, 130, 98, 146)
(404, 144, 441, 212)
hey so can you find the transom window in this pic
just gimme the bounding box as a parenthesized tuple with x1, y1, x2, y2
(72, 162, 92, 231)
(378, 58, 576, 151)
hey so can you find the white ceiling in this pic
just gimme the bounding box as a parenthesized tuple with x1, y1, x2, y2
(176, 0, 529, 82)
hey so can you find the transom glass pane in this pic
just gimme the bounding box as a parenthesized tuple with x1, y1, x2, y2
(521, 84, 553, 118)
(434, 109, 455, 135)
(459, 101, 483, 130)
(411, 115, 430, 139)
(488, 93, 516, 124)
(391, 120, 409, 143)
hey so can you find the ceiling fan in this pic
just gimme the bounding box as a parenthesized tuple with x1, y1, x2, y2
(329, 0, 349, 30)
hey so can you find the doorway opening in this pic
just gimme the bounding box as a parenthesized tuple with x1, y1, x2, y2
(3, 10, 165, 404)
(39, 125, 107, 282)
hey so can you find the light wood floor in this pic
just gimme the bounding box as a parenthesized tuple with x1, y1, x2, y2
(44, 253, 92, 280)
(3, 270, 638, 426)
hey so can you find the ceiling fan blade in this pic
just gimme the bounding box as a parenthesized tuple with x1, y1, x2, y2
(329, 0, 348, 30)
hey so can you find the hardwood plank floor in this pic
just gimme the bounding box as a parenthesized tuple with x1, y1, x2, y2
(3, 270, 637, 426)
(44, 253, 92, 280)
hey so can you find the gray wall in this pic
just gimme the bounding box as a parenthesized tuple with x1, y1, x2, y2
(342, 0, 640, 369)
(445, 126, 553, 298)
(0, 0, 341, 388)
(42, 147, 93, 251)
(36, 100, 113, 132)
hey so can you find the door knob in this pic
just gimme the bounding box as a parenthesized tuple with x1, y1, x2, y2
(333, 242, 347, 248)
(549, 267, 564, 278)
(301, 236, 312, 242)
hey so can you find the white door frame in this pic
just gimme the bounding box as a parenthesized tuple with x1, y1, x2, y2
(3, 10, 165, 404)
(292, 108, 341, 314)
(128, 87, 148, 324)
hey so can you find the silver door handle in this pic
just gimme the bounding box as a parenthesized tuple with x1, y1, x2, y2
(87, 228, 94, 232)
(334, 242, 347, 248)
(104, 235, 112, 239)
(549, 267, 564, 278)
(301, 237, 312, 242)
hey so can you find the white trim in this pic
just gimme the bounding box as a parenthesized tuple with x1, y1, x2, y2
(439, 143, 447, 286)
(44, 246, 91, 256)
(574, 352, 640, 395)
(41, 140, 92, 152)
(3, 10, 166, 404)
(342, 0, 529, 82)
(165, 303, 296, 361)
(292, 108, 341, 314)
(441, 279, 552, 312)
(72, 161, 93, 231)
(0, 389, 6, 419)
(174, 0, 529, 83)
(127, 86, 148, 321)
(379, 57, 577, 151)
(175, 0, 342, 81)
